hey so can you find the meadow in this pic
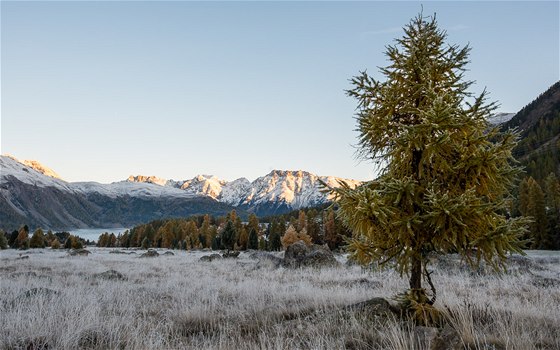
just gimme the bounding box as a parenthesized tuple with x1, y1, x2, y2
(1, 248, 559, 350)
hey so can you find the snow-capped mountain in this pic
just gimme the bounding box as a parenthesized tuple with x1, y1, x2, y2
(487, 112, 516, 126)
(127, 169, 361, 215)
(3, 155, 63, 180)
(1, 155, 362, 229)
(0, 156, 236, 230)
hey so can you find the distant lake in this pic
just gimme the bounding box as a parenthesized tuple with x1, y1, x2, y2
(70, 228, 129, 242)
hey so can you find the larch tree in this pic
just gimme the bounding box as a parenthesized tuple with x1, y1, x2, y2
(331, 13, 527, 315)
(16, 225, 29, 250)
(29, 228, 46, 248)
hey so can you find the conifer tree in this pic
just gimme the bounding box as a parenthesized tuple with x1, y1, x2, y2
(29, 228, 45, 248)
(16, 225, 29, 250)
(331, 13, 527, 312)
(200, 214, 212, 248)
(281, 224, 312, 248)
(71, 235, 83, 249)
(297, 210, 307, 232)
(258, 236, 267, 250)
(64, 236, 73, 249)
(519, 177, 549, 248)
(268, 220, 282, 251)
(221, 220, 236, 251)
(544, 173, 560, 249)
(247, 214, 260, 237)
(0, 230, 8, 249)
(237, 226, 249, 250)
(51, 238, 61, 249)
(248, 227, 259, 250)
(306, 209, 322, 244)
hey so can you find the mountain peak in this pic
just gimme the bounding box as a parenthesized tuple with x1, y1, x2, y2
(127, 175, 168, 187)
(3, 154, 63, 180)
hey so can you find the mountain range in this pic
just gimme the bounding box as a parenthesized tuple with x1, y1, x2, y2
(0, 155, 360, 230)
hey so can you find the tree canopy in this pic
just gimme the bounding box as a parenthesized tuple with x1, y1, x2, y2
(331, 13, 528, 311)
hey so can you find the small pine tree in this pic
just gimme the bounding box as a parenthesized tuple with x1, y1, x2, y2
(64, 236, 73, 249)
(71, 236, 83, 249)
(221, 220, 236, 251)
(0, 230, 8, 249)
(238, 227, 249, 250)
(51, 239, 61, 249)
(258, 236, 267, 251)
(16, 226, 29, 250)
(248, 228, 259, 250)
(281, 225, 312, 248)
(29, 228, 46, 248)
(268, 227, 282, 251)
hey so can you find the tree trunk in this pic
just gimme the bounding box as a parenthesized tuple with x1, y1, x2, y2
(409, 254, 422, 290)
(410, 148, 423, 292)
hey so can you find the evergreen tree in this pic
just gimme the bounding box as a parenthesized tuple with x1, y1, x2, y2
(238, 226, 249, 250)
(297, 210, 307, 232)
(248, 227, 259, 250)
(16, 225, 29, 250)
(51, 238, 61, 249)
(247, 214, 260, 237)
(306, 209, 322, 244)
(544, 173, 560, 249)
(162, 230, 175, 249)
(0, 230, 8, 249)
(46, 230, 56, 246)
(97, 233, 108, 247)
(200, 214, 212, 248)
(29, 228, 45, 248)
(518, 178, 530, 218)
(221, 220, 236, 251)
(331, 13, 527, 315)
(523, 177, 548, 248)
(211, 235, 221, 250)
(268, 220, 282, 251)
(258, 236, 267, 250)
(64, 236, 73, 249)
(8, 230, 18, 249)
(71, 235, 83, 249)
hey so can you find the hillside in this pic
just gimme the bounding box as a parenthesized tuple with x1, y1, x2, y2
(502, 81, 560, 181)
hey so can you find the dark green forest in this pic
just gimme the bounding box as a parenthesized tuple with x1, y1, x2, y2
(505, 82, 560, 249)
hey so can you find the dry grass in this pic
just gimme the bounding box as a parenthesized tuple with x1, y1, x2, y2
(0, 248, 558, 349)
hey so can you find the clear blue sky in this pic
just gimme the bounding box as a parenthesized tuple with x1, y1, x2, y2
(1, 1, 558, 183)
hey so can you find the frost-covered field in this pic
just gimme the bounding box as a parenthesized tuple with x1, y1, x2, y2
(1, 248, 559, 350)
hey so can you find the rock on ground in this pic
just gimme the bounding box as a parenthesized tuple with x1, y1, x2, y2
(68, 249, 91, 256)
(139, 249, 159, 258)
(199, 253, 222, 262)
(283, 241, 339, 268)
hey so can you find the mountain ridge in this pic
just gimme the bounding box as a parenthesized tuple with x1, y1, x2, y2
(0, 155, 361, 230)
